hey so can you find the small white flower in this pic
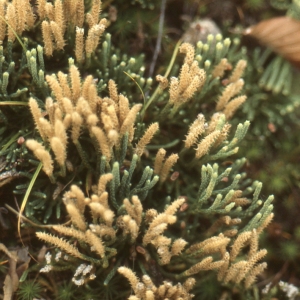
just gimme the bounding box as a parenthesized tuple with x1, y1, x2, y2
(72, 277, 85, 286)
(262, 282, 271, 294)
(55, 251, 62, 262)
(74, 264, 87, 277)
(40, 265, 53, 273)
(279, 281, 299, 300)
(82, 264, 93, 275)
(45, 252, 52, 264)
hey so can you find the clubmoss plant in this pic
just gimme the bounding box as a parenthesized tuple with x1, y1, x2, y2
(0, 1, 279, 299)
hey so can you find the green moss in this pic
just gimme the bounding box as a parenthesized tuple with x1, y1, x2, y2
(16, 281, 43, 300)
(280, 241, 299, 261)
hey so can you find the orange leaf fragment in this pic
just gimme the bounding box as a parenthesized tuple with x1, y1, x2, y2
(245, 16, 300, 65)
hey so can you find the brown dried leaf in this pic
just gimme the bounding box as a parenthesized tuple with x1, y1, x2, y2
(0, 244, 18, 261)
(245, 16, 300, 65)
(3, 274, 13, 300)
(16, 248, 30, 279)
(1, 246, 31, 298)
(8, 251, 19, 293)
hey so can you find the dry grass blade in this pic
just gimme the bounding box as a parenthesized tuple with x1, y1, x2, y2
(245, 16, 300, 64)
